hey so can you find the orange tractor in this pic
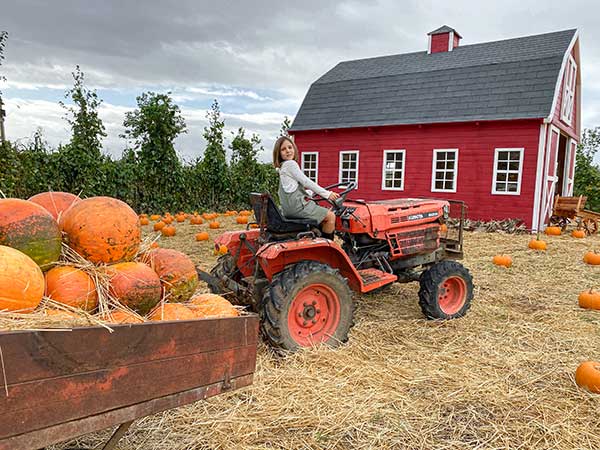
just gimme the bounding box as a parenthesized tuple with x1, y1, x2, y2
(199, 183, 473, 352)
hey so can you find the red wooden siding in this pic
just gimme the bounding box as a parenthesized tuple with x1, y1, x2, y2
(430, 33, 450, 53)
(551, 46, 579, 140)
(453, 34, 460, 48)
(292, 119, 542, 228)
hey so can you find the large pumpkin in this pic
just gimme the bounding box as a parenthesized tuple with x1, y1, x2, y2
(148, 303, 196, 321)
(61, 196, 141, 264)
(107, 262, 162, 314)
(0, 245, 45, 312)
(145, 248, 198, 302)
(188, 293, 239, 318)
(45, 266, 98, 311)
(106, 309, 144, 324)
(0, 198, 62, 270)
(28, 191, 80, 222)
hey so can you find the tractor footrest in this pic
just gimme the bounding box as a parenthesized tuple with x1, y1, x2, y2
(358, 268, 397, 293)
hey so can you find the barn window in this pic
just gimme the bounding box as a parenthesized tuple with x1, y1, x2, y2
(492, 148, 524, 195)
(339, 151, 359, 186)
(431, 149, 458, 193)
(301, 152, 319, 183)
(381, 150, 405, 190)
(561, 55, 577, 126)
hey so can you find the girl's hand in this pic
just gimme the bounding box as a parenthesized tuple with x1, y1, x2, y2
(328, 192, 340, 201)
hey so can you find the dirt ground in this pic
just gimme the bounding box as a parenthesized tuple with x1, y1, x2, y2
(58, 215, 600, 449)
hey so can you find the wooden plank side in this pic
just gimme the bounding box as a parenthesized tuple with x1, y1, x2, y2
(0, 374, 254, 450)
(0, 315, 259, 385)
(0, 344, 257, 439)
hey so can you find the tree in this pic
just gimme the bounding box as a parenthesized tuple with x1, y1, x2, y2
(0, 31, 7, 90)
(279, 115, 292, 137)
(58, 66, 107, 195)
(574, 128, 600, 211)
(122, 92, 186, 212)
(229, 127, 264, 206)
(199, 100, 229, 209)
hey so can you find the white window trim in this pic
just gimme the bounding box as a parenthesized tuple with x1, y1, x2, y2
(431, 148, 458, 193)
(301, 151, 319, 184)
(492, 148, 524, 196)
(561, 55, 577, 126)
(381, 149, 406, 191)
(338, 150, 359, 187)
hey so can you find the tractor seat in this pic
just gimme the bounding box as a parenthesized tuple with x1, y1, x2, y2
(249, 192, 319, 234)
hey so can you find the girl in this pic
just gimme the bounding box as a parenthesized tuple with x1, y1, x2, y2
(272, 136, 339, 239)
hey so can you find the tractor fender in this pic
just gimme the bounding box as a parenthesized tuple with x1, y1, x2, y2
(257, 237, 363, 292)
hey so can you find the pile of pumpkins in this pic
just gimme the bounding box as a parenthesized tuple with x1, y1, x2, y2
(0, 192, 239, 324)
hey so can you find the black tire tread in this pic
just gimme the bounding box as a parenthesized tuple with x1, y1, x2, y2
(418, 260, 473, 320)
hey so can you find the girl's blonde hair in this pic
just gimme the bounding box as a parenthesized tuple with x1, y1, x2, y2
(272, 136, 299, 168)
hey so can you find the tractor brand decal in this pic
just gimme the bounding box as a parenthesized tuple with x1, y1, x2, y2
(407, 211, 438, 221)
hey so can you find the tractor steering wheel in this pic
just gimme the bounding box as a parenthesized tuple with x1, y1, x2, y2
(309, 182, 357, 211)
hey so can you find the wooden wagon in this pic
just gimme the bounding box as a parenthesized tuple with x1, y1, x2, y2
(549, 195, 600, 235)
(0, 315, 259, 450)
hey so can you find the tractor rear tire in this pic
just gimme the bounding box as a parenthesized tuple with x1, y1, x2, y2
(418, 260, 473, 320)
(260, 261, 354, 353)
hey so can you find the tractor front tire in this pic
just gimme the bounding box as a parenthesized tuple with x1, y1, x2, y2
(418, 260, 473, 320)
(261, 261, 354, 353)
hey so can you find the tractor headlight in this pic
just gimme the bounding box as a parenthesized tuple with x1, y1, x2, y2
(442, 205, 450, 220)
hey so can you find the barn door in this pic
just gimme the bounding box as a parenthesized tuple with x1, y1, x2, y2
(563, 138, 577, 196)
(541, 126, 560, 226)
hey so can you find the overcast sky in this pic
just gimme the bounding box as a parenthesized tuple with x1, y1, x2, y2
(2, 0, 600, 164)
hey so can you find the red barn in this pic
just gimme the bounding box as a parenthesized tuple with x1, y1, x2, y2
(289, 26, 581, 231)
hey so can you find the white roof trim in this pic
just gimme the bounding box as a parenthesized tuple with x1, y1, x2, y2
(545, 29, 579, 124)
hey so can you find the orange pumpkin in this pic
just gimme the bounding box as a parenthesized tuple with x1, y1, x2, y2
(107, 262, 162, 314)
(0, 245, 45, 312)
(209, 221, 220, 229)
(146, 248, 199, 302)
(28, 191, 81, 222)
(154, 221, 166, 231)
(575, 361, 600, 394)
(528, 238, 547, 251)
(148, 303, 196, 321)
(190, 215, 204, 225)
(61, 196, 141, 264)
(0, 198, 62, 269)
(578, 289, 600, 310)
(492, 254, 512, 268)
(583, 251, 600, 266)
(45, 266, 98, 311)
(440, 223, 448, 233)
(106, 309, 144, 324)
(239, 210, 252, 216)
(236, 216, 248, 224)
(150, 214, 161, 221)
(572, 229, 586, 239)
(188, 293, 239, 318)
(161, 225, 176, 237)
(162, 216, 174, 224)
(150, 241, 160, 249)
(213, 244, 228, 256)
(249, 223, 260, 229)
(176, 215, 185, 223)
(140, 217, 150, 225)
(544, 226, 562, 236)
(196, 232, 209, 241)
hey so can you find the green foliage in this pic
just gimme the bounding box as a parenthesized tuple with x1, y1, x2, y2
(574, 128, 600, 211)
(0, 31, 7, 91)
(122, 92, 186, 212)
(229, 128, 266, 207)
(279, 115, 292, 137)
(198, 100, 229, 209)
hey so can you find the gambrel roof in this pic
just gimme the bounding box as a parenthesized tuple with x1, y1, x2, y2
(290, 29, 577, 131)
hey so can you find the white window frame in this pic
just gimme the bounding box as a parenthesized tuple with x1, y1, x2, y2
(561, 55, 577, 126)
(492, 148, 524, 196)
(381, 149, 406, 191)
(338, 150, 359, 187)
(301, 151, 319, 184)
(431, 149, 458, 193)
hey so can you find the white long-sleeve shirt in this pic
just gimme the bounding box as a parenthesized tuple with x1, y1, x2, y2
(279, 160, 331, 199)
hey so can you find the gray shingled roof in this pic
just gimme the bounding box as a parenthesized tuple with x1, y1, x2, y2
(290, 29, 576, 132)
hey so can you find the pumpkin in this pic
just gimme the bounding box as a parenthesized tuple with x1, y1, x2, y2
(492, 254, 512, 268)
(0, 245, 45, 312)
(161, 225, 176, 237)
(107, 262, 162, 314)
(196, 232, 209, 241)
(236, 216, 248, 224)
(209, 221, 220, 229)
(150, 241, 160, 249)
(61, 196, 141, 264)
(176, 215, 185, 223)
(188, 293, 239, 318)
(528, 238, 547, 251)
(440, 223, 448, 233)
(162, 216, 174, 224)
(572, 229, 586, 239)
(583, 251, 600, 266)
(213, 244, 228, 256)
(249, 223, 260, 229)
(150, 214, 161, 221)
(45, 266, 98, 311)
(575, 361, 600, 394)
(28, 191, 81, 222)
(190, 215, 204, 225)
(0, 198, 62, 269)
(140, 217, 150, 226)
(146, 248, 199, 302)
(578, 289, 600, 310)
(544, 226, 562, 236)
(148, 303, 196, 321)
(154, 221, 166, 231)
(106, 309, 145, 324)
(239, 210, 252, 216)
